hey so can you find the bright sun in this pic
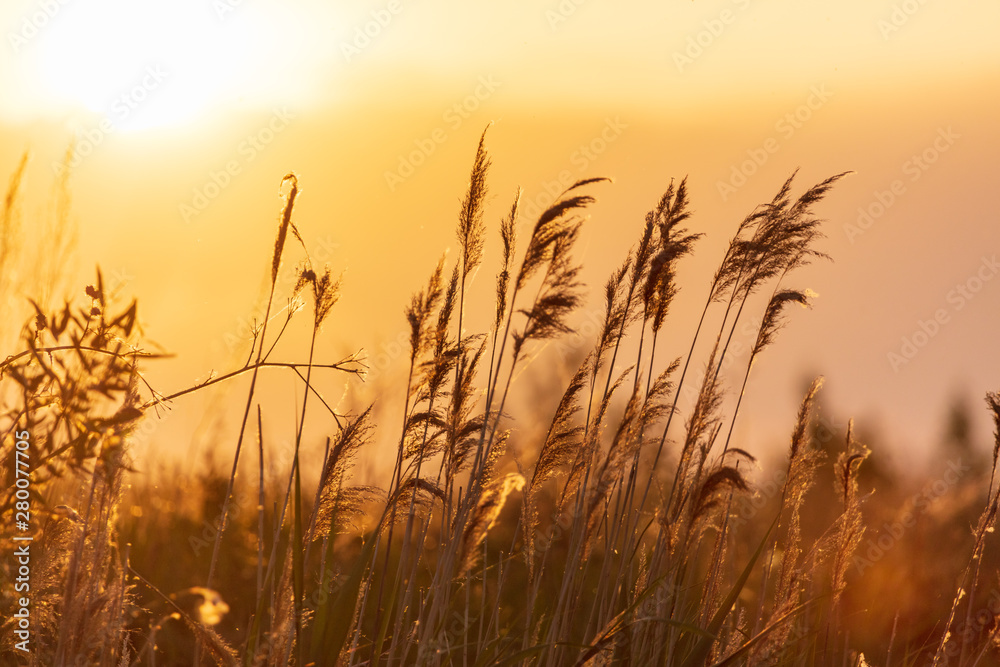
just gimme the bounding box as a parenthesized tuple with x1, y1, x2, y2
(25, 0, 310, 132)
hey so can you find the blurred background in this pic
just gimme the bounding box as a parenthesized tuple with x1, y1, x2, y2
(1, 0, 998, 480)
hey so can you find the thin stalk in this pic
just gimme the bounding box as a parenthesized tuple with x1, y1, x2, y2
(471, 276, 521, 484)
(641, 294, 711, 521)
(368, 353, 418, 665)
(207, 223, 287, 589)
(291, 325, 319, 667)
(140, 358, 360, 412)
(383, 389, 438, 663)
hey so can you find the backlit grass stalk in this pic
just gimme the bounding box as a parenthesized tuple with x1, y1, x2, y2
(933, 390, 1000, 666)
(414, 178, 605, 662)
(366, 254, 445, 663)
(289, 263, 341, 664)
(206, 173, 301, 590)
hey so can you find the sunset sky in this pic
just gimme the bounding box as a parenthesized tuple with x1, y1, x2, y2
(1, 0, 998, 476)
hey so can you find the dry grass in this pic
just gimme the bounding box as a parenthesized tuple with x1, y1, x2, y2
(2, 131, 1000, 666)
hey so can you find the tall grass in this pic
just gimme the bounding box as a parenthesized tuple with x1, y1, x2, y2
(2, 131, 1000, 666)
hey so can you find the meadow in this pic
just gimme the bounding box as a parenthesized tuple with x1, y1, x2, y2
(2, 128, 1000, 666)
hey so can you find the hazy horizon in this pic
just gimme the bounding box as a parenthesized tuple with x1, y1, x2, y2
(2, 0, 998, 476)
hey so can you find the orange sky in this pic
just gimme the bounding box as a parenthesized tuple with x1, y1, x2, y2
(2, 0, 999, 477)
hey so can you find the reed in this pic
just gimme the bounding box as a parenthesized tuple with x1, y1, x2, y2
(2, 133, 999, 667)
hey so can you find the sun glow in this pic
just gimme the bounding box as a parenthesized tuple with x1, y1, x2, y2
(21, 0, 314, 132)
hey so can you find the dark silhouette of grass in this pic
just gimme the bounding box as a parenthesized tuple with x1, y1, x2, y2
(1, 131, 1000, 666)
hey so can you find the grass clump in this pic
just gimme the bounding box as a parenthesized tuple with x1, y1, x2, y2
(2, 129, 1000, 666)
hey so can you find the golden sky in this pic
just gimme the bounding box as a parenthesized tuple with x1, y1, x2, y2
(2, 0, 999, 474)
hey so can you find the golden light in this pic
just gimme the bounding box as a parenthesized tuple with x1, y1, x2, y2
(21, 0, 315, 132)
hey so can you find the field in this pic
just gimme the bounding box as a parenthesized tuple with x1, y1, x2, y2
(2, 131, 1000, 666)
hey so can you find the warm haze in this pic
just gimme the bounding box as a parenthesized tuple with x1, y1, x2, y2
(2, 0, 997, 467)
(2, 1, 1000, 665)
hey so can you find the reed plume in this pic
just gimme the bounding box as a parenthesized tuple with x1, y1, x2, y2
(458, 472, 525, 577)
(310, 407, 379, 542)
